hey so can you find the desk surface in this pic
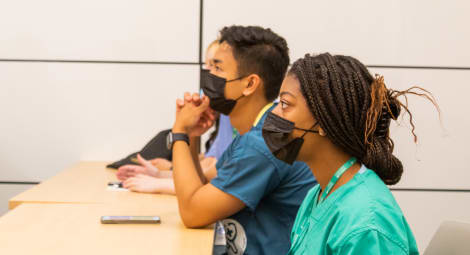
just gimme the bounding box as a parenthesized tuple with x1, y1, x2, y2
(5, 161, 214, 254)
(0, 203, 213, 254)
(9, 161, 163, 209)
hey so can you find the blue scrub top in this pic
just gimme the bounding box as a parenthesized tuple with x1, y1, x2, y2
(211, 103, 317, 255)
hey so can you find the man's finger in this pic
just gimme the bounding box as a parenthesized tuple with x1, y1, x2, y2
(184, 92, 192, 103)
(176, 98, 185, 107)
(196, 96, 211, 114)
(207, 109, 216, 120)
(192, 93, 201, 104)
(202, 111, 214, 122)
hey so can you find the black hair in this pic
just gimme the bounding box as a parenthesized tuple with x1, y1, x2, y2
(290, 53, 440, 185)
(219, 25, 290, 101)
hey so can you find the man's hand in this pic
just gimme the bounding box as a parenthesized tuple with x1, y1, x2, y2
(174, 93, 215, 137)
(116, 154, 159, 181)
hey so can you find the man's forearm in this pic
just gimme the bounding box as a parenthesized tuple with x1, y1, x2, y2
(172, 140, 205, 212)
(189, 136, 207, 184)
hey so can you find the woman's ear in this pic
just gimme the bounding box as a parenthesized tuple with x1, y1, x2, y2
(242, 74, 261, 96)
(319, 127, 327, 137)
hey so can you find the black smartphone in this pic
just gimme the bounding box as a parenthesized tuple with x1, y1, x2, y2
(100, 216, 161, 224)
(107, 181, 123, 188)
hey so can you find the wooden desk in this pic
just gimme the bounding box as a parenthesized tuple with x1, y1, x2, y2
(9, 161, 165, 209)
(0, 203, 213, 254)
(5, 161, 215, 254)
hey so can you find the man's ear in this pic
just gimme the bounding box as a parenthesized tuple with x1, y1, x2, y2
(242, 74, 261, 97)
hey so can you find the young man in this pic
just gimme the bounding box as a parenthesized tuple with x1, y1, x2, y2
(170, 26, 316, 255)
(115, 41, 234, 194)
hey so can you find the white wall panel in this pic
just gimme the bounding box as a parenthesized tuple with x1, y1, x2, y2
(204, 0, 470, 67)
(369, 68, 470, 189)
(0, 63, 199, 181)
(392, 191, 470, 252)
(0, 0, 199, 62)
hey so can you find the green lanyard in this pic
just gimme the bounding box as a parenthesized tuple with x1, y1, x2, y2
(232, 128, 238, 139)
(318, 157, 357, 204)
(288, 157, 357, 254)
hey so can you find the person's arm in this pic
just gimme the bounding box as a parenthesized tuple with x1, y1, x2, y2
(202, 159, 217, 181)
(189, 136, 207, 184)
(201, 156, 217, 170)
(123, 174, 175, 195)
(155, 170, 173, 178)
(120, 156, 215, 196)
(116, 154, 173, 181)
(150, 158, 172, 171)
(172, 95, 245, 228)
(172, 139, 245, 228)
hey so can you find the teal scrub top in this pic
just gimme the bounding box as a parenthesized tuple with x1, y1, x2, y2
(288, 165, 419, 255)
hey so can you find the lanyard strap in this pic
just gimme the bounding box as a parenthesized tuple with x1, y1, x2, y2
(232, 128, 238, 139)
(318, 157, 357, 204)
(288, 157, 357, 254)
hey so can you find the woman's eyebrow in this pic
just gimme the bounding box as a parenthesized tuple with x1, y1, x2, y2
(280, 91, 295, 98)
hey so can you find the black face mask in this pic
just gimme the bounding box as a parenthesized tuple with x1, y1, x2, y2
(262, 111, 319, 165)
(200, 69, 245, 115)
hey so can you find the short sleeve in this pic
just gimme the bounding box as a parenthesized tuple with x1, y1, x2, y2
(338, 229, 408, 255)
(210, 137, 281, 211)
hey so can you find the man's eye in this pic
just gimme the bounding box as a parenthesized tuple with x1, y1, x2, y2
(281, 101, 288, 109)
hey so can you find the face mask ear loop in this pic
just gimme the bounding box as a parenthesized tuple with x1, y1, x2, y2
(300, 122, 319, 138)
(226, 74, 248, 83)
(231, 75, 252, 101)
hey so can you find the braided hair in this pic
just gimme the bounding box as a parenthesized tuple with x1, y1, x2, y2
(290, 53, 439, 185)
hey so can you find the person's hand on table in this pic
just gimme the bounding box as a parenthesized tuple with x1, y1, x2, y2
(123, 174, 175, 194)
(150, 158, 172, 171)
(116, 154, 159, 181)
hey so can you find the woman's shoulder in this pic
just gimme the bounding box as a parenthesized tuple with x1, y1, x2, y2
(328, 167, 416, 253)
(333, 167, 405, 223)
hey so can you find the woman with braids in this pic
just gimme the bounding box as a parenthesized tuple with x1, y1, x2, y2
(262, 53, 438, 254)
